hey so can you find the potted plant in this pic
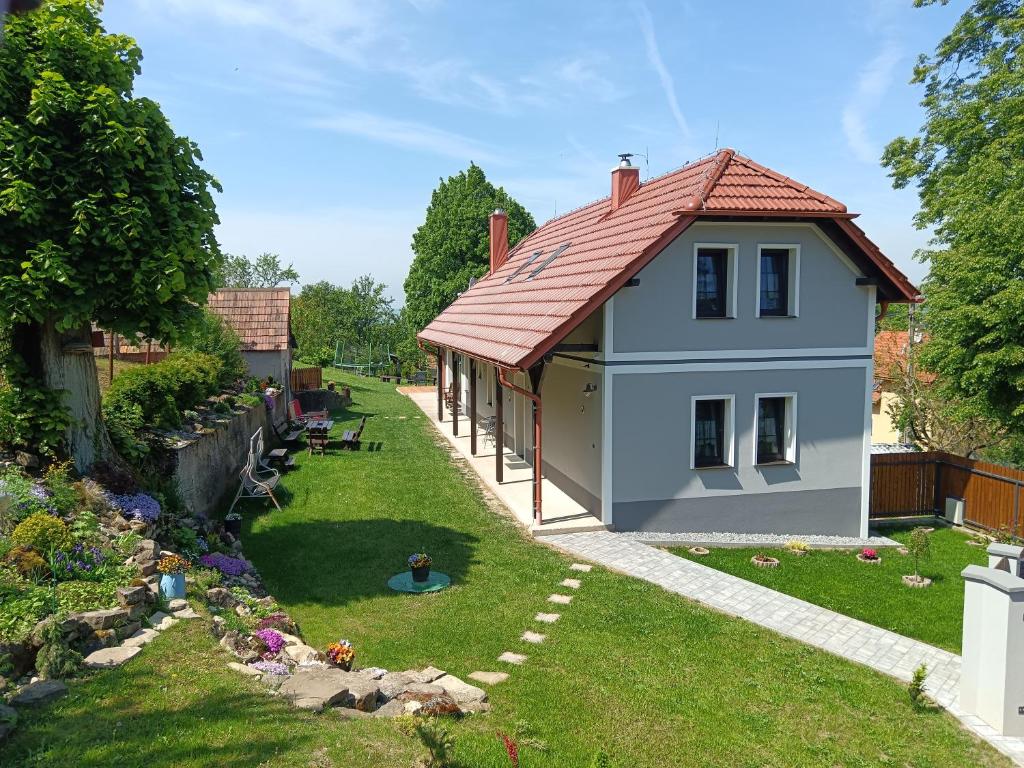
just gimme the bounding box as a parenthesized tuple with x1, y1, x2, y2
(326, 639, 355, 671)
(224, 512, 242, 538)
(157, 554, 191, 599)
(751, 553, 780, 568)
(857, 547, 881, 564)
(408, 552, 432, 582)
(903, 527, 932, 588)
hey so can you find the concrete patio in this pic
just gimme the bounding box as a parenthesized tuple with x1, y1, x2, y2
(403, 388, 607, 536)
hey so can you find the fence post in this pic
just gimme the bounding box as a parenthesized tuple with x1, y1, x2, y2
(933, 458, 943, 515)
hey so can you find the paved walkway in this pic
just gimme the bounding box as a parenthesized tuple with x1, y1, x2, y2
(545, 530, 1024, 766)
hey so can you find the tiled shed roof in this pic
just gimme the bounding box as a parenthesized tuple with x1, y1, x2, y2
(208, 288, 292, 352)
(419, 149, 920, 370)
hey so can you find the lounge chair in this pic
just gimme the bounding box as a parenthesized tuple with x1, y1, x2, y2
(227, 450, 282, 514)
(254, 427, 294, 473)
(289, 398, 328, 424)
(341, 416, 367, 450)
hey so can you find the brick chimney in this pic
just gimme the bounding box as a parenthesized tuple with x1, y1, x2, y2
(489, 209, 509, 273)
(610, 154, 640, 212)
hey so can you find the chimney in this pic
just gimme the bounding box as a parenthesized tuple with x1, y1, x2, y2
(489, 209, 509, 273)
(610, 153, 640, 212)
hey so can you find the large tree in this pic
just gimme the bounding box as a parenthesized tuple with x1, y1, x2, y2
(217, 252, 299, 289)
(882, 0, 1024, 433)
(0, 0, 220, 469)
(292, 276, 397, 368)
(403, 164, 535, 333)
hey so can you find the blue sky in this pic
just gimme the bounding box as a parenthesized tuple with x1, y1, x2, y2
(103, 0, 961, 302)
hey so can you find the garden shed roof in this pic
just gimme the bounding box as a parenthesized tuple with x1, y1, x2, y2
(208, 288, 294, 352)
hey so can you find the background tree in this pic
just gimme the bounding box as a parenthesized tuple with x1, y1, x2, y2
(882, 0, 1024, 434)
(217, 252, 299, 289)
(0, 0, 221, 469)
(403, 164, 535, 333)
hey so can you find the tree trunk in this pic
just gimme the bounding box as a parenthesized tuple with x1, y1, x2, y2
(13, 318, 115, 473)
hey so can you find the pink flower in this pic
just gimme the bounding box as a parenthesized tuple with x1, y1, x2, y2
(861, 548, 878, 560)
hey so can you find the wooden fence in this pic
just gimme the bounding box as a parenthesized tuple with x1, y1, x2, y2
(290, 366, 323, 392)
(870, 451, 1024, 535)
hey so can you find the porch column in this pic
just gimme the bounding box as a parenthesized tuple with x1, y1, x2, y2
(495, 370, 503, 483)
(436, 346, 444, 422)
(452, 354, 460, 436)
(469, 358, 477, 454)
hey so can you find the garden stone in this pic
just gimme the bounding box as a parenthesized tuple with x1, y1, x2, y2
(173, 607, 201, 620)
(434, 674, 487, 706)
(362, 667, 388, 680)
(284, 643, 320, 664)
(122, 628, 159, 648)
(127, 602, 148, 621)
(404, 666, 446, 684)
(116, 585, 147, 607)
(535, 612, 560, 623)
(337, 672, 380, 712)
(378, 671, 414, 700)
(262, 674, 289, 691)
(561, 578, 581, 589)
(521, 631, 546, 644)
(417, 692, 461, 718)
(279, 667, 352, 711)
(400, 683, 445, 698)
(372, 699, 406, 718)
(14, 451, 39, 469)
(149, 612, 178, 631)
(76, 607, 129, 630)
(115, 621, 142, 641)
(167, 599, 188, 612)
(127, 521, 148, 535)
(547, 594, 573, 605)
(278, 632, 302, 646)
(137, 560, 157, 577)
(335, 706, 372, 720)
(403, 700, 423, 715)
(10, 680, 66, 706)
(210, 616, 226, 638)
(84, 645, 141, 668)
(227, 662, 262, 678)
(206, 587, 237, 608)
(468, 671, 508, 686)
(134, 539, 160, 560)
(569, 563, 592, 572)
(498, 652, 527, 665)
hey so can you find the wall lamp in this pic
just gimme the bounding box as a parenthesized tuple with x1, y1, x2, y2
(582, 383, 598, 398)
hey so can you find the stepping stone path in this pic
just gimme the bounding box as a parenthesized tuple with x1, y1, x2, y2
(498, 652, 528, 665)
(9, 680, 66, 706)
(148, 611, 178, 631)
(570, 563, 592, 572)
(122, 628, 160, 648)
(535, 612, 560, 623)
(560, 578, 581, 589)
(468, 671, 509, 685)
(547, 593, 573, 605)
(521, 631, 546, 644)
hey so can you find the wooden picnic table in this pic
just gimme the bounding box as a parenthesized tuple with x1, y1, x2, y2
(306, 419, 334, 431)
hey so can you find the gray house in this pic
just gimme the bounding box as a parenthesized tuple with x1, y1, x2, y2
(419, 150, 919, 537)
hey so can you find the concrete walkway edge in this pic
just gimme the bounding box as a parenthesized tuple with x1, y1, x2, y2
(544, 530, 1024, 766)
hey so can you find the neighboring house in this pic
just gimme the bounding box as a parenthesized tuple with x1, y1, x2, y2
(871, 330, 931, 445)
(418, 149, 919, 537)
(208, 288, 295, 398)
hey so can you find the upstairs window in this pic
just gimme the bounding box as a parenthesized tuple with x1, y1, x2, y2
(691, 395, 734, 468)
(755, 393, 796, 464)
(757, 245, 800, 317)
(693, 244, 737, 319)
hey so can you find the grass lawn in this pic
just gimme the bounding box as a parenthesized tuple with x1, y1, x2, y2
(4, 371, 1010, 767)
(669, 525, 988, 653)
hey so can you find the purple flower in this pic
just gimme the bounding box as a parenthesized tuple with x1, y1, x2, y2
(254, 629, 285, 655)
(249, 660, 289, 676)
(198, 553, 251, 576)
(105, 492, 161, 522)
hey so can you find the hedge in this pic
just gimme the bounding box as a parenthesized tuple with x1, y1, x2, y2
(103, 351, 223, 431)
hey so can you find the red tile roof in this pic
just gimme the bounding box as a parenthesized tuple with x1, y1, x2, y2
(419, 149, 919, 370)
(874, 330, 934, 385)
(208, 288, 293, 352)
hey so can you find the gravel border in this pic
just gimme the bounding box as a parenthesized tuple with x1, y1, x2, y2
(617, 530, 899, 549)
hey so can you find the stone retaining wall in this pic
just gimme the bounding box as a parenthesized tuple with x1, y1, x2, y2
(173, 395, 279, 518)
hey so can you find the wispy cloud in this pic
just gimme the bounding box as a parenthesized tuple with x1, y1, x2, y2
(633, 2, 689, 137)
(309, 111, 501, 163)
(842, 41, 901, 163)
(553, 58, 624, 103)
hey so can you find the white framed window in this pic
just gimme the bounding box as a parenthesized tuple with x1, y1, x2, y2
(690, 395, 735, 469)
(756, 244, 800, 318)
(753, 392, 797, 465)
(692, 243, 738, 319)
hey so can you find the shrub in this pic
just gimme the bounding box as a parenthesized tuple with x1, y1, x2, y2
(103, 351, 223, 430)
(189, 567, 222, 593)
(3, 546, 46, 578)
(55, 580, 118, 613)
(910, 663, 928, 705)
(238, 393, 262, 408)
(907, 527, 932, 580)
(35, 617, 82, 680)
(178, 309, 247, 389)
(40, 461, 79, 516)
(103, 398, 149, 462)
(0, 583, 52, 642)
(11, 513, 72, 553)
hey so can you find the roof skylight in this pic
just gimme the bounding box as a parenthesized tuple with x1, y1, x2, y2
(504, 250, 544, 283)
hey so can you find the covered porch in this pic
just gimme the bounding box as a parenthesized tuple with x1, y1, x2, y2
(403, 386, 607, 536)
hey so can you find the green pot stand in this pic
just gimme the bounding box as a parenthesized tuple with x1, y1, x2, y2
(387, 570, 451, 593)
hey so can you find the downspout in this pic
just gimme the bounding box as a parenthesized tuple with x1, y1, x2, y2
(498, 368, 542, 526)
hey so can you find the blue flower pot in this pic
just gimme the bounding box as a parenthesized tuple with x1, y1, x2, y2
(160, 573, 186, 600)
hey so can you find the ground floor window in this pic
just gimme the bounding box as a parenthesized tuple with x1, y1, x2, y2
(755, 393, 796, 464)
(691, 395, 734, 468)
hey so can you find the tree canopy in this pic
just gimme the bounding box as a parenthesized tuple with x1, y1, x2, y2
(0, 0, 221, 465)
(882, 0, 1024, 432)
(403, 164, 535, 333)
(217, 252, 299, 289)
